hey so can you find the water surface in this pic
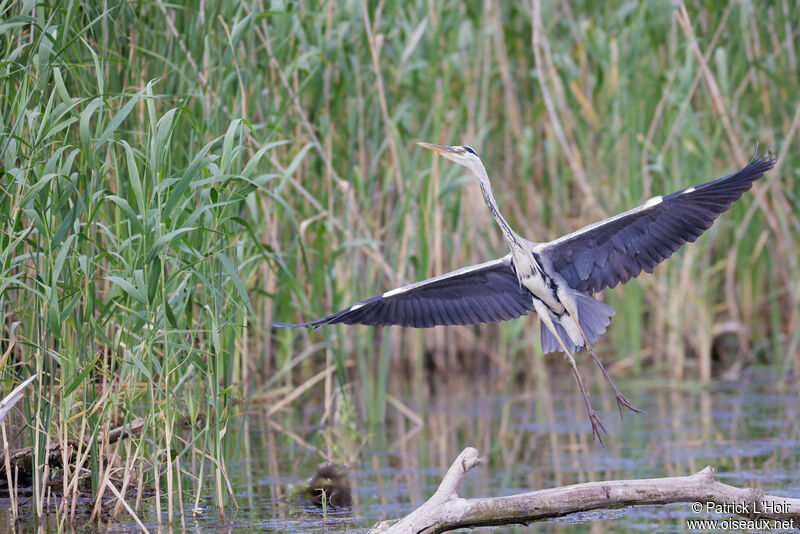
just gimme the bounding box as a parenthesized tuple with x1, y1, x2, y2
(3, 369, 798, 532)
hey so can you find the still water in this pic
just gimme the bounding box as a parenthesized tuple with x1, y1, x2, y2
(4, 368, 799, 532)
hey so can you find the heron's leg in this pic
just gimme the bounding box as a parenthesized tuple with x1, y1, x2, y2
(560, 297, 642, 418)
(533, 302, 607, 446)
(574, 324, 642, 418)
(586, 347, 642, 418)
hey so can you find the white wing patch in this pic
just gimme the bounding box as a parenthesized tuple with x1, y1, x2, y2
(643, 195, 662, 208)
(538, 195, 667, 252)
(682, 186, 696, 194)
(379, 256, 512, 299)
(382, 286, 409, 298)
(349, 303, 364, 311)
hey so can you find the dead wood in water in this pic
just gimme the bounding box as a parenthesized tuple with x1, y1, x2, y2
(1, 417, 144, 478)
(369, 447, 800, 533)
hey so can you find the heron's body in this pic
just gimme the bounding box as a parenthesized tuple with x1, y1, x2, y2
(275, 142, 776, 443)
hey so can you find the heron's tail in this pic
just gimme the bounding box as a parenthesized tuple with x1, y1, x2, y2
(540, 292, 615, 354)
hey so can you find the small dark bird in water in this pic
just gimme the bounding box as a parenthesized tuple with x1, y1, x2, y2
(295, 461, 352, 507)
(275, 143, 776, 444)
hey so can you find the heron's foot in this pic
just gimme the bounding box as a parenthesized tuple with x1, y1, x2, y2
(561, 349, 608, 447)
(612, 390, 643, 419)
(585, 405, 608, 447)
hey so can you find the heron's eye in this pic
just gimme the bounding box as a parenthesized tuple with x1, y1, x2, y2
(460, 148, 466, 154)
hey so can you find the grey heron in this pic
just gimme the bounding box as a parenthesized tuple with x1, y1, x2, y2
(275, 142, 776, 443)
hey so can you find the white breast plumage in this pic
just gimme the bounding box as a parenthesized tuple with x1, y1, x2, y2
(512, 248, 564, 313)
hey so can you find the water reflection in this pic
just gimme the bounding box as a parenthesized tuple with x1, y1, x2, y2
(2, 368, 798, 532)
(231, 367, 799, 533)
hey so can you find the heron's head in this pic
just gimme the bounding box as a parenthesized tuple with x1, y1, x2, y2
(417, 142, 483, 173)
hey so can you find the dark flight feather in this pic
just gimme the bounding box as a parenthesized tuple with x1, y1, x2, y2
(537, 150, 776, 293)
(272, 256, 536, 329)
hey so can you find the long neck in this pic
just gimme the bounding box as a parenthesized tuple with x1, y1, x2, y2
(475, 165, 523, 250)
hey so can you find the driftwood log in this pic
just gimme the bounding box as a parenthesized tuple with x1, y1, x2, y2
(370, 447, 800, 533)
(1, 375, 143, 479)
(1, 417, 144, 478)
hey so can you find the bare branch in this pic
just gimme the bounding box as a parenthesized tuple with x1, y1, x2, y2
(371, 447, 800, 533)
(1, 417, 144, 477)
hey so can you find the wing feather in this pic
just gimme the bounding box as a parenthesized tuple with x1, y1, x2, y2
(273, 256, 536, 329)
(537, 150, 776, 293)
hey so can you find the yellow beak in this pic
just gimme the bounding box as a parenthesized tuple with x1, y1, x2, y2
(417, 142, 458, 155)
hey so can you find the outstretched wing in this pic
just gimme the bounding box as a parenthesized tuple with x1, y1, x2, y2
(536, 150, 776, 294)
(272, 256, 535, 328)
